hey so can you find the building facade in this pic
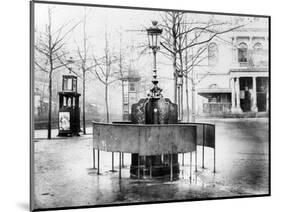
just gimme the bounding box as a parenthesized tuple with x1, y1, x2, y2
(196, 19, 269, 116)
(120, 69, 141, 120)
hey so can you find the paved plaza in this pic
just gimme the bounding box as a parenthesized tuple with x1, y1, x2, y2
(33, 118, 269, 209)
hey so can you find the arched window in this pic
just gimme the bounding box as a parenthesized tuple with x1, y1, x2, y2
(253, 42, 263, 51)
(238, 42, 248, 63)
(253, 42, 264, 65)
(208, 43, 219, 66)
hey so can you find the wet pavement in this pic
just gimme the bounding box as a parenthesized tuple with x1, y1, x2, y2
(33, 118, 269, 209)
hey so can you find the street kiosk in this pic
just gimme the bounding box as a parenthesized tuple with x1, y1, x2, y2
(58, 75, 81, 136)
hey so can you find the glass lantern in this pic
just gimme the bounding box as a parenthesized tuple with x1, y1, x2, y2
(147, 21, 163, 49)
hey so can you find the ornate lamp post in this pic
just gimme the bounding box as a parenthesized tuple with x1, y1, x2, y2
(146, 21, 163, 98)
(127, 21, 179, 178)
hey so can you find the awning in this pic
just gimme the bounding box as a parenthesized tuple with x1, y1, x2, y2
(197, 88, 231, 98)
(197, 88, 231, 94)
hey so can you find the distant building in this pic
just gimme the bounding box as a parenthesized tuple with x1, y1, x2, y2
(196, 18, 269, 116)
(34, 72, 58, 119)
(120, 69, 142, 121)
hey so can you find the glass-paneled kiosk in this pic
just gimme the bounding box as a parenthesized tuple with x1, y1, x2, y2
(58, 75, 81, 136)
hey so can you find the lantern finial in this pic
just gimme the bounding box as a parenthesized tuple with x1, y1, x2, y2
(152, 20, 158, 26)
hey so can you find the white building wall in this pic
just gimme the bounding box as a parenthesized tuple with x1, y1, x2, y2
(193, 18, 268, 116)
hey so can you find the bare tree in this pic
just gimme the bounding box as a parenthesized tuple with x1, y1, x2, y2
(75, 8, 97, 134)
(160, 12, 243, 122)
(117, 32, 126, 120)
(34, 7, 79, 139)
(93, 31, 118, 123)
(117, 32, 143, 120)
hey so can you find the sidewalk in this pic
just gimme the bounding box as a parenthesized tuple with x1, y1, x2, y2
(34, 127, 93, 139)
(33, 118, 269, 209)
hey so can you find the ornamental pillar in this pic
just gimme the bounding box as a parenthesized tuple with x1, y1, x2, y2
(235, 77, 242, 113)
(251, 77, 258, 112)
(231, 77, 236, 112)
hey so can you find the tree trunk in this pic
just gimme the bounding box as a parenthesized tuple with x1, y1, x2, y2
(47, 71, 52, 139)
(121, 80, 124, 120)
(172, 15, 177, 105)
(177, 85, 180, 109)
(173, 55, 177, 105)
(180, 84, 183, 121)
(82, 70, 86, 134)
(191, 68, 196, 122)
(192, 84, 196, 122)
(178, 28, 184, 122)
(105, 84, 109, 123)
(47, 8, 53, 139)
(184, 37, 189, 122)
(185, 75, 190, 122)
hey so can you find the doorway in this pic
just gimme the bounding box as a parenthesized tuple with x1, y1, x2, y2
(256, 77, 268, 112)
(239, 77, 252, 112)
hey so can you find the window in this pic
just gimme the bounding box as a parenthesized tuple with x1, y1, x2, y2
(253, 42, 263, 51)
(208, 43, 219, 66)
(124, 96, 129, 103)
(129, 82, 136, 92)
(252, 42, 264, 65)
(238, 43, 248, 63)
(123, 104, 129, 113)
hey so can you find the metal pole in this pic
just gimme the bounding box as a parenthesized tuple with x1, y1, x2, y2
(137, 155, 141, 179)
(195, 145, 197, 172)
(182, 153, 184, 166)
(144, 156, 146, 177)
(97, 150, 100, 175)
(153, 49, 157, 73)
(190, 151, 192, 181)
(122, 153, 124, 167)
(202, 125, 205, 168)
(149, 157, 152, 179)
(170, 153, 173, 181)
(93, 148, 96, 169)
(111, 152, 114, 171)
(119, 152, 122, 179)
(214, 148, 216, 173)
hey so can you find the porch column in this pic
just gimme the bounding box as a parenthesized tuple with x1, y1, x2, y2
(235, 77, 242, 113)
(251, 77, 258, 112)
(231, 77, 236, 112)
